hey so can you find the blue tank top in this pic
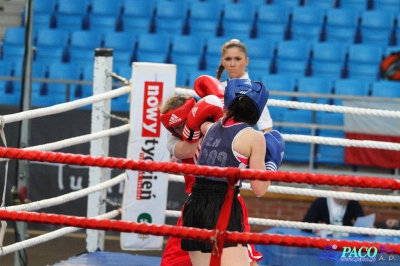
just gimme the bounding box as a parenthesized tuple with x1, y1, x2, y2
(196, 118, 251, 182)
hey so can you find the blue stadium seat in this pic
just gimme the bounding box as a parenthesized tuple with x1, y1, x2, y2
(315, 112, 345, 165)
(260, 74, 296, 124)
(103, 32, 136, 52)
(246, 36, 277, 59)
(189, 20, 220, 39)
(2, 27, 26, 46)
(311, 42, 347, 79)
(325, 8, 360, 44)
(334, 79, 371, 96)
(246, 38, 276, 74)
(0, 45, 25, 61)
(68, 49, 96, 65)
(280, 109, 314, 163)
(276, 40, 312, 62)
(35, 47, 66, 63)
(290, 6, 326, 42)
(47, 62, 82, 80)
(296, 76, 333, 103)
(240, 0, 268, 7)
(69, 30, 103, 50)
(222, 2, 255, 23)
(279, 0, 302, 8)
(120, 0, 155, 34)
(275, 60, 309, 78)
(103, 32, 136, 66)
(115, 65, 132, 83)
(0, 60, 11, 76)
(338, 0, 371, 13)
(304, 0, 336, 9)
(35, 28, 70, 46)
(31, 14, 55, 29)
(31, 82, 67, 107)
(256, 4, 290, 42)
(79, 64, 93, 83)
(372, 0, 400, 13)
(0, 80, 21, 105)
(316, 111, 344, 126)
(263, 74, 296, 101)
(54, 0, 90, 30)
(275, 40, 312, 78)
(23, 0, 56, 26)
(347, 44, 384, 81)
(359, 10, 396, 46)
(170, 35, 205, 71)
(247, 68, 271, 80)
(154, 1, 188, 35)
(187, 1, 221, 38)
(121, 17, 153, 35)
(32, 0, 56, 14)
(90, 0, 123, 16)
(136, 33, 171, 63)
(87, 0, 123, 31)
(221, 3, 256, 39)
(188, 1, 222, 21)
(87, 15, 120, 32)
(4, 59, 23, 77)
(222, 21, 254, 40)
(121, 0, 156, 16)
(371, 80, 400, 97)
(67, 31, 103, 64)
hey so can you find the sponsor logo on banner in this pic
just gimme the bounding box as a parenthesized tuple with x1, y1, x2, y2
(142, 82, 163, 137)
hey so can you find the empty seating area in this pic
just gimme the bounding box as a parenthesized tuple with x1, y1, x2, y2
(1, 0, 400, 167)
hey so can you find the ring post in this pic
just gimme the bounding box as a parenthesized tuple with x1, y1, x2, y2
(86, 48, 113, 252)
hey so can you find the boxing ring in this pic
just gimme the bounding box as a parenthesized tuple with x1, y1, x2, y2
(0, 50, 400, 266)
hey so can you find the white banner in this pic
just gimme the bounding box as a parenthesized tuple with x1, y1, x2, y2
(121, 62, 176, 250)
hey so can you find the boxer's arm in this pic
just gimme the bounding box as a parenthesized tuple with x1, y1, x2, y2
(167, 135, 199, 160)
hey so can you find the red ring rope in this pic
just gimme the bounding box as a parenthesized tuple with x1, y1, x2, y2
(0, 147, 399, 190)
(0, 209, 399, 254)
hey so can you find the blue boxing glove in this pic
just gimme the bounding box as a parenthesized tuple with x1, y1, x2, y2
(265, 130, 285, 171)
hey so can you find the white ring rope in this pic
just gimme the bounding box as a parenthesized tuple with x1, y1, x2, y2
(175, 87, 400, 118)
(268, 99, 400, 118)
(165, 210, 400, 237)
(0, 86, 131, 126)
(168, 174, 400, 203)
(0, 209, 120, 257)
(26, 124, 130, 152)
(3, 173, 126, 212)
(283, 134, 400, 151)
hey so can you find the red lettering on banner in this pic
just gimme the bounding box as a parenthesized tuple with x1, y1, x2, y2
(142, 82, 163, 137)
(136, 152, 144, 200)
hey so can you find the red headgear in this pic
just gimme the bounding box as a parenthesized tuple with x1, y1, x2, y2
(160, 98, 196, 138)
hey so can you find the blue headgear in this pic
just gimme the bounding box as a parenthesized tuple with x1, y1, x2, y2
(224, 78, 269, 119)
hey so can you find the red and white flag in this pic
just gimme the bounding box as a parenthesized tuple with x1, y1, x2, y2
(343, 100, 400, 169)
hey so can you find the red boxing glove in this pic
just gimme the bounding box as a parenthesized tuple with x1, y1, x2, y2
(182, 95, 223, 143)
(194, 75, 224, 99)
